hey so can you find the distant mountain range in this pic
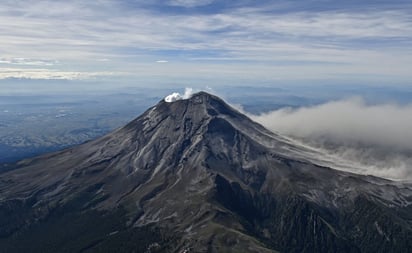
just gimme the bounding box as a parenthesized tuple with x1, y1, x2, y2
(1, 92, 412, 252)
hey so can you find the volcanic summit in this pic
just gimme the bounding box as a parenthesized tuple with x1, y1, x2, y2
(1, 92, 412, 253)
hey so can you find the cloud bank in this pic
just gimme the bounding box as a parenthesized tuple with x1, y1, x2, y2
(251, 98, 412, 180)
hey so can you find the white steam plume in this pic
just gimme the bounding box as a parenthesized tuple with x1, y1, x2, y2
(250, 97, 412, 181)
(164, 88, 194, 102)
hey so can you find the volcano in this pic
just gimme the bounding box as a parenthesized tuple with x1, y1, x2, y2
(1, 92, 412, 253)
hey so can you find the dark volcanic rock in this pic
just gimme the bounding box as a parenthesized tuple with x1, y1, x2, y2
(0, 92, 412, 252)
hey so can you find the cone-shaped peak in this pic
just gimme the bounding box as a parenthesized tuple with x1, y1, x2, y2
(157, 91, 243, 120)
(163, 89, 211, 103)
(162, 91, 216, 105)
(2, 89, 412, 253)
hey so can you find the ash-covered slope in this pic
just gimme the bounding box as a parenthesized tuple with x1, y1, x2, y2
(1, 92, 412, 253)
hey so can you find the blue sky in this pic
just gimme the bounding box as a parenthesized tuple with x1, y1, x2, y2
(1, 0, 412, 91)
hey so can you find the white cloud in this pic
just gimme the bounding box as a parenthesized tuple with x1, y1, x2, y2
(0, 1, 411, 82)
(0, 57, 57, 66)
(168, 0, 215, 8)
(252, 98, 412, 150)
(164, 92, 182, 102)
(251, 98, 412, 180)
(0, 68, 121, 80)
(164, 87, 194, 102)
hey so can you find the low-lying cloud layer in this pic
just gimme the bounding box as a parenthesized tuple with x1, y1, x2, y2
(251, 98, 412, 180)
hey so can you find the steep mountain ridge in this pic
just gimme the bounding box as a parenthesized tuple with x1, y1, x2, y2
(1, 92, 412, 252)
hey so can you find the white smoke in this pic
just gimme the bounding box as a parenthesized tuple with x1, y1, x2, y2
(250, 97, 412, 181)
(164, 88, 194, 102)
